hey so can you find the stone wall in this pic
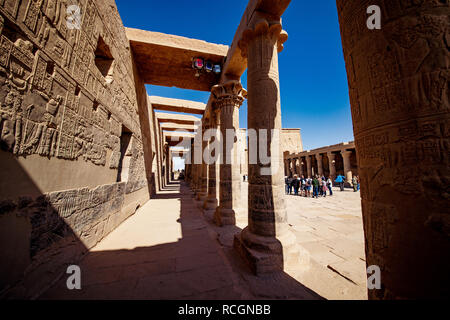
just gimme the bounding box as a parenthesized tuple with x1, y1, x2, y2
(0, 0, 154, 298)
(280, 128, 303, 155)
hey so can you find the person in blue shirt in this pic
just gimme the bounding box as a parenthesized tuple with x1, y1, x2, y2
(335, 174, 346, 191)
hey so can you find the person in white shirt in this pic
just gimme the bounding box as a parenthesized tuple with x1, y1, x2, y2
(327, 177, 333, 196)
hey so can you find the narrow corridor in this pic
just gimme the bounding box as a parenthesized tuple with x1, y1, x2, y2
(42, 182, 244, 299)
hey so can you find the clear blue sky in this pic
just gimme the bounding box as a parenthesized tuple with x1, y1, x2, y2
(116, 0, 354, 152)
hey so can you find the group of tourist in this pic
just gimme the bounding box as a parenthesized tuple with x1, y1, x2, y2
(284, 174, 360, 198)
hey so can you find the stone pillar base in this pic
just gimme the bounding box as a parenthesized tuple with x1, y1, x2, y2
(203, 197, 218, 210)
(233, 227, 303, 275)
(213, 207, 236, 226)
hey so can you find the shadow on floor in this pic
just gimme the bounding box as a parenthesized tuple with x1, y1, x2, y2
(40, 181, 323, 300)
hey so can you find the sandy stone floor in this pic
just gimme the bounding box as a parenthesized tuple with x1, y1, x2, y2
(282, 187, 367, 299)
(41, 182, 319, 300)
(41, 181, 366, 300)
(234, 183, 368, 300)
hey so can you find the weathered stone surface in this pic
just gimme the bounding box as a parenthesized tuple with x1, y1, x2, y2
(233, 11, 300, 275)
(337, 0, 450, 299)
(0, 0, 153, 298)
(150, 96, 206, 115)
(160, 122, 198, 132)
(211, 80, 246, 226)
(280, 129, 303, 154)
(156, 112, 201, 125)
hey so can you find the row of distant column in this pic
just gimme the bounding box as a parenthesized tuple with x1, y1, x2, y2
(185, 11, 299, 274)
(285, 150, 353, 182)
(185, 80, 245, 226)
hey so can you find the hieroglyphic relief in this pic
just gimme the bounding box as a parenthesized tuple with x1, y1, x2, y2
(0, 0, 143, 170)
(337, 0, 449, 299)
(0, 180, 127, 257)
(0, 0, 151, 299)
(125, 137, 147, 194)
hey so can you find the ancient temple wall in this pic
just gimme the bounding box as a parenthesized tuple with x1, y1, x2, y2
(280, 128, 303, 154)
(0, 0, 155, 298)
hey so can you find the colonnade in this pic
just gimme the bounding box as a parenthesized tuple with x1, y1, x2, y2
(285, 146, 356, 183)
(185, 11, 299, 274)
(185, 0, 450, 299)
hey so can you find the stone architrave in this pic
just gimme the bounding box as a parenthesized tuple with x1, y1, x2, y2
(337, 0, 450, 299)
(212, 80, 247, 226)
(233, 13, 301, 274)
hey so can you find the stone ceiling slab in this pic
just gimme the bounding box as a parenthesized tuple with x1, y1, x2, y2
(150, 96, 206, 115)
(127, 28, 229, 91)
(160, 123, 198, 132)
(156, 112, 201, 125)
(164, 132, 195, 147)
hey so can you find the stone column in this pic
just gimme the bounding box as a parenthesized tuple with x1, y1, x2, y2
(316, 154, 324, 177)
(191, 153, 196, 189)
(341, 150, 352, 184)
(193, 132, 201, 193)
(295, 158, 301, 176)
(299, 157, 304, 176)
(306, 155, 312, 178)
(191, 137, 197, 190)
(188, 140, 194, 185)
(212, 81, 247, 226)
(185, 159, 190, 184)
(284, 159, 289, 176)
(196, 123, 208, 201)
(337, 0, 450, 299)
(170, 152, 174, 181)
(288, 159, 293, 176)
(194, 163, 198, 190)
(327, 152, 336, 180)
(204, 113, 219, 210)
(165, 145, 170, 185)
(233, 14, 300, 274)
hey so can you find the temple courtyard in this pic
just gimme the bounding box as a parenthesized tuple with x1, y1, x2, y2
(42, 181, 366, 300)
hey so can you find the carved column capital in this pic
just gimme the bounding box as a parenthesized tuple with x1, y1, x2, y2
(341, 150, 352, 159)
(212, 80, 247, 110)
(238, 13, 288, 58)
